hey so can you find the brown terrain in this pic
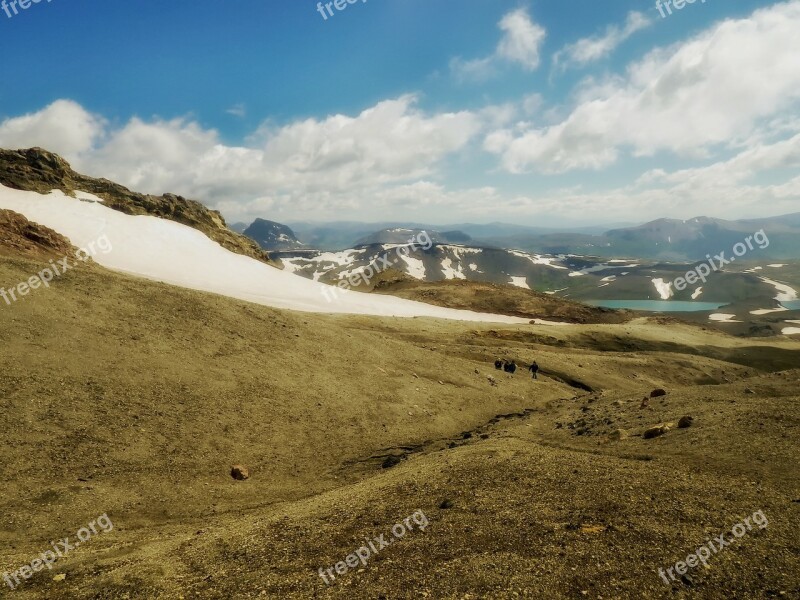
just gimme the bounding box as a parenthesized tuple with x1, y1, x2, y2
(0, 210, 798, 599)
(369, 270, 633, 325)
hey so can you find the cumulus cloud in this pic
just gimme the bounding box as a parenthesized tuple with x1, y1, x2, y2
(487, 1, 800, 174)
(496, 8, 547, 70)
(451, 8, 546, 82)
(553, 12, 651, 71)
(0, 95, 484, 222)
(0, 100, 105, 156)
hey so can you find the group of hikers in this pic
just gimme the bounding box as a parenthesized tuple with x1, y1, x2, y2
(494, 358, 539, 379)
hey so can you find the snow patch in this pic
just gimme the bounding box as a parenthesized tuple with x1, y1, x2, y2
(760, 277, 798, 302)
(709, 314, 742, 323)
(0, 185, 530, 324)
(651, 278, 673, 300)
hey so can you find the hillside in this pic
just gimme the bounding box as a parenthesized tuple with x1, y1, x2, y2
(372, 275, 631, 324)
(0, 246, 798, 599)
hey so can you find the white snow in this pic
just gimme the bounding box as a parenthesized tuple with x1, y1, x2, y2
(509, 250, 568, 270)
(569, 262, 638, 277)
(544, 287, 568, 295)
(509, 276, 529, 289)
(760, 277, 798, 302)
(782, 328, 800, 335)
(600, 276, 616, 282)
(0, 186, 533, 324)
(440, 256, 466, 280)
(709, 314, 742, 323)
(398, 253, 426, 280)
(767, 264, 786, 268)
(691, 287, 703, 300)
(652, 278, 673, 300)
(750, 307, 788, 315)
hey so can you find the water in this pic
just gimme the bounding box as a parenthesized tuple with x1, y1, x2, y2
(780, 301, 800, 310)
(585, 300, 727, 312)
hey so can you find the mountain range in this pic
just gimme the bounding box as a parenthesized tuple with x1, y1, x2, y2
(237, 214, 800, 260)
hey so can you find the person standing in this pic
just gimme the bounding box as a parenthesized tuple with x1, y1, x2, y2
(529, 361, 539, 380)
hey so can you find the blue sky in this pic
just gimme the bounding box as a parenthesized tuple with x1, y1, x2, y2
(1, 0, 798, 226)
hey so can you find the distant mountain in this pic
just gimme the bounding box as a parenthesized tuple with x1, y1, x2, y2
(230, 222, 249, 234)
(243, 218, 305, 251)
(600, 215, 800, 260)
(355, 228, 472, 246)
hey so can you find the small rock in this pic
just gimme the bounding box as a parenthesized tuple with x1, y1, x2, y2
(744, 388, 756, 394)
(440, 499, 454, 509)
(53, 574, 66, 582)
(609, 429, 627, 441)
(640, 397, 650, 409)
(488, 376, 497, 386)
(650, 389, 667, 398)
(613, 400, 623, 407)
(678, 415, 694, 428)
(230, 465, 250, 481)
(643, 424, 669, 439)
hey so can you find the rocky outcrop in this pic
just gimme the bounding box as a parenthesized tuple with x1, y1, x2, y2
(0, 148, 271, 264)
(0, 209, 75, 258)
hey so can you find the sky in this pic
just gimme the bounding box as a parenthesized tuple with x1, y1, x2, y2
(1, 0, 799, 227)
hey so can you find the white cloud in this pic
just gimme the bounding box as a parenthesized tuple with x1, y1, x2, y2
(0, 96, 484, 222)
(487, 1, 800, 174)
(496, 8, 547, 71)
(0, 100, 105, 156)
(226, 103, 246, 118)
(451, 8, 546, 81)
(553, 12, 651, 71)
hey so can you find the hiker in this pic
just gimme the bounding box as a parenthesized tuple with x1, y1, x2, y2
(529, 361, 539, 380)
(494, 359, 503, 370)
(504, 360, 517, 374)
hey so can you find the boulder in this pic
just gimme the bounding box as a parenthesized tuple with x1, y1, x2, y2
(650, 389, 667, 398)
(230, 465, 250, 481)
(678, 415, 694, 429)
(643, 424, 670, 439)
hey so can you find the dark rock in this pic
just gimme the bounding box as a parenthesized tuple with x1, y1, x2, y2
(230, 465, 250, 481)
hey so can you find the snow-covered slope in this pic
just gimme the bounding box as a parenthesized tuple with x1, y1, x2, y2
(0, 186, 530, 323)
